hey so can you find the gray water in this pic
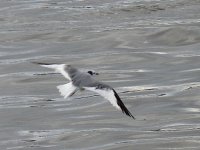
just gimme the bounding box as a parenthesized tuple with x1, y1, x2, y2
(1, 0, 200, 149)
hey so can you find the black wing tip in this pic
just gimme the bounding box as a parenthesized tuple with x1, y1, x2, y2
(122, 107, 135, 119)
(31, 62, 47, 65)
(113, 89, 135, 119)
(31, 62, 55, 65)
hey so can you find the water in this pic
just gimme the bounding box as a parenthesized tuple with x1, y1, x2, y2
(0, 0, 200, 149)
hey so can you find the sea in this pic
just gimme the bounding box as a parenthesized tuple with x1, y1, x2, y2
(0, 0, 200, 149)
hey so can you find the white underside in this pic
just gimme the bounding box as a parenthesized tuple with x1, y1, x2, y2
(84, 87, 120, 110)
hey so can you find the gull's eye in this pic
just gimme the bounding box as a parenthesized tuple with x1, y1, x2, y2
(87, 71, 93, 75)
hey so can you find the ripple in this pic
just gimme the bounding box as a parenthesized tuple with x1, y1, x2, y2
(55, 101, 106, 112)
(148, 27, 200, 46)
(0, 95, 52, 109)
(120, 82, 200, 99)
(183, 108, 200, 113)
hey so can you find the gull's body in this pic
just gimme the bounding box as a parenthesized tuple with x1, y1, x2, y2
(33, 62, 135, 119)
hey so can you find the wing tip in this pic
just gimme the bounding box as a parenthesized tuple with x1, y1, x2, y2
(31, 62, 53, 65)
(113, 89, 135, 119)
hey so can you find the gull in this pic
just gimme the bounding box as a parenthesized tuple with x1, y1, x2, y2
(33, 62, 135, 119)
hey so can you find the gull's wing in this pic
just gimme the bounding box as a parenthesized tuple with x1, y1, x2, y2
(57, 82, 77, 98)
(84, 86, 135, 119)
(32, 62, 71, 81)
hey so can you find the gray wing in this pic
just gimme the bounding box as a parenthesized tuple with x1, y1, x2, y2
(32, 62, 71, 81)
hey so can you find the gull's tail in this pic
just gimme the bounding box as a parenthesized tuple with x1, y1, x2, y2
(57, 82, 77, 99)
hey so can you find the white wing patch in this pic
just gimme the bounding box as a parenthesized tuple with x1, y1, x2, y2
(84, 87, 121, 110)
(40, 64, 71, 81)
(57, 82, 77, 98)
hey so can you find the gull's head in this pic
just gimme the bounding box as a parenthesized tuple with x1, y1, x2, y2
(87, 70, 99, 76)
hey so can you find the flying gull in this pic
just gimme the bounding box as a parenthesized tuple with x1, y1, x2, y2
(33, 62, 135, 119)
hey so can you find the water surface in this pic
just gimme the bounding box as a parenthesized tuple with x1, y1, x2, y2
(1, 0, 200, 149)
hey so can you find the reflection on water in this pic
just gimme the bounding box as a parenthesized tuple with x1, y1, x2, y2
(0, 0, 200, 149)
